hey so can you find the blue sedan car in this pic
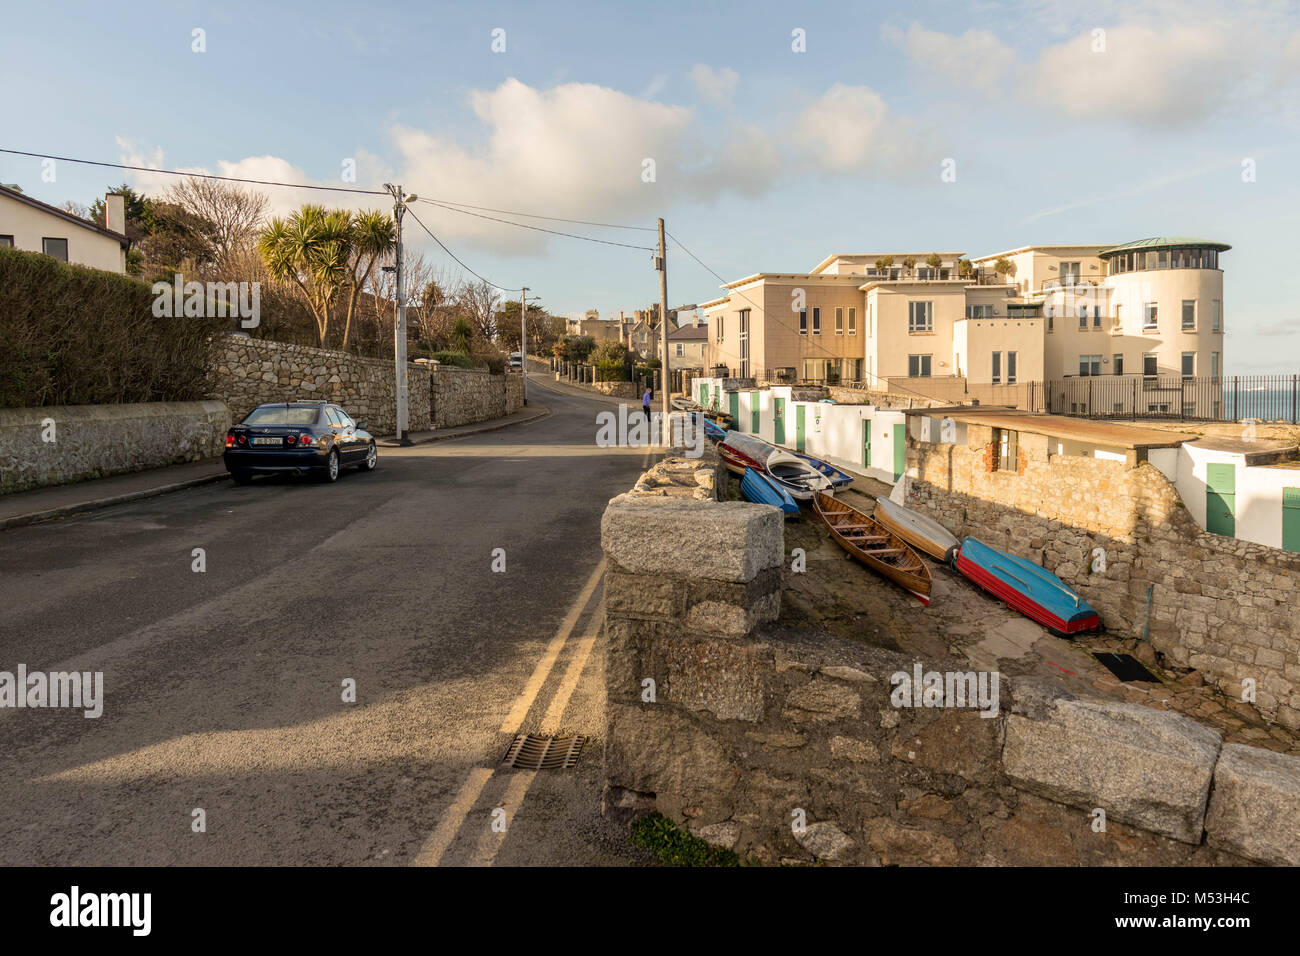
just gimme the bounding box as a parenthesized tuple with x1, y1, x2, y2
(224, 402, 377, 483)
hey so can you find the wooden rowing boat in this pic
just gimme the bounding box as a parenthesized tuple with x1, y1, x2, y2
(872, 496, 959, 563)
(813, 492, 932, 606)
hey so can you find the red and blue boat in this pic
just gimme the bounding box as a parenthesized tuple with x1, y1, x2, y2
(955, 537, 1101, 637)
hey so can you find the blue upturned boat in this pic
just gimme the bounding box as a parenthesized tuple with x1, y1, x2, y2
(955, 536, 1102, 637)
(794, 452, 854, 489)
(695, 414, 727, 443)
(740, 467, 799, 516)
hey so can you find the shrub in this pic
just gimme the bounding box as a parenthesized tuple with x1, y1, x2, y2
(430, 350, 474, 368)
(0, 246, 222, 407)
(596, 359, 626, 381)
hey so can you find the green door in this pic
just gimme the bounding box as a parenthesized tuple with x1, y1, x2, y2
(892, 426, 905, 482)
(751, 392, 760, 433)
(1206, 463, 1235, 537)
(862, 419, 871, 468)
(773, 398, 786, 445)
(1283, 488, 1300, 553)
(729, 391, 740, 428)
(699, 383, 708, 405)
(795, 406, 806, 452)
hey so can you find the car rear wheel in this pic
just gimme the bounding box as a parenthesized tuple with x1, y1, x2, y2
(319, 449, 341, 483)
(231, 470, 253, 485)
(361, 441, 377, 471)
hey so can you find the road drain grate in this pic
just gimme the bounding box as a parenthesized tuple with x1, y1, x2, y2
(503, 734, 587, 770)
(1092, 652, 1160, 683)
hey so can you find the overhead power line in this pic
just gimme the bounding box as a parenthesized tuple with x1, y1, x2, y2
(412, 196, 654, 231)
(403, 205, 522, 293)
(416, 198, 656, 251)
(0, 146, 387, 195)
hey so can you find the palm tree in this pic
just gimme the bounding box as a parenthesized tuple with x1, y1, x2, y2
(257, 205, 394, 348)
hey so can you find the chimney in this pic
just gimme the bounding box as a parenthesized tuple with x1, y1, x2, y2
(105, 193, 126, 235)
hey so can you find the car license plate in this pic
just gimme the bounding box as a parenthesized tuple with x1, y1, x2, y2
(251, 437, 281, 446)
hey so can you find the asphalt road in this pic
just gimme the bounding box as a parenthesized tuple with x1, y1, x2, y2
(0, 375, 659, 866)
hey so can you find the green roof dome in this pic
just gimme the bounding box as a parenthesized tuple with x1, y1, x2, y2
(1099, 237, 1231, 258)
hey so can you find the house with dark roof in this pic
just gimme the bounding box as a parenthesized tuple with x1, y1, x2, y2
(0, 185, 130, 273)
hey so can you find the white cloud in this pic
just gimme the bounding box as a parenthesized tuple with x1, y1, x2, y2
(889, 16, 1282, 127)
(1256, 317, 1300, 336)
(796, 83, 935, 175)
(885, 24, 1015, 95)
(689, 64, 739, 106)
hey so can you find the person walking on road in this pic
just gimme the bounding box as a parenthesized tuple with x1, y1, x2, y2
(642, 387, 652, 426)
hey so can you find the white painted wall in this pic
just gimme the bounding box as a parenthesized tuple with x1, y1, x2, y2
(0, 192, 126, 273)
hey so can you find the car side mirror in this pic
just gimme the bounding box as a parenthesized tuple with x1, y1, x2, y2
(355, 421, 366, 430)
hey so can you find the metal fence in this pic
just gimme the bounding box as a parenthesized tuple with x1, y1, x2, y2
(1043, 374, 1300, 424)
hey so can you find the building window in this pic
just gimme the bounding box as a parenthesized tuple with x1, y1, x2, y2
(1047, 312, 1053, 333)
(812, 307, 821, 335)
(844, 358, 861, 381)
(1114, 303, 1123, 330)
(835, 306, 844, 335)
(739, 309, 749, 377)
(799, 308, 807, 335)
(992, 351, 1001, 384)
(1092, 307, 1101, 328)
(1212, 300, 1221, 332)
(1079, 354, 1102, 376)
(1182, 300, 1196, 330)
(717, 315, 724, 342)
(993, 428, 1019, 471)
(1078, 306, 1088, 329)
(674, 343, 684, 357)
(966, 304, 993, 319)
(1143, 302, 1158, 331)
(1143, 352, 1158, 380)
(908, 301, 933, 333)
(908, 354, 932, 377)
(1181, 352, 1195, 378)
(1007, 351, 1018, 385)
(1211, 351, 1220, 380)
(1113, 353, 1124, 375)
(847, 307, 857, 334)
(42, 237, 69, 261)
(0, 235, 14, 247)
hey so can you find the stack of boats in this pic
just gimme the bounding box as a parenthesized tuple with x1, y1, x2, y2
(682, 399, 1101, 633)
(674, 397, 734, 429)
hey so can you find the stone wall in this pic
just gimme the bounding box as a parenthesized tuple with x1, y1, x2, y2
(599, 457, 1300, 866)
(826, 385, 943, 409)
(907, 427, 1300, 729)
(0, 401, 230, 494)
(429, 365, 523, 428)
(210, 334, 430, 435)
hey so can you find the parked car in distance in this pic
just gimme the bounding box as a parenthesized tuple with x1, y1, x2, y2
(507, 351, 523, 371)
(223, 402, 377, 484)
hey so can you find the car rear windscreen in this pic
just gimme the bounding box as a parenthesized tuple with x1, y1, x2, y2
(243, 406, 320, 426)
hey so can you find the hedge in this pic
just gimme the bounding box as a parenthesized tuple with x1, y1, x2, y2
(0, 246, 222, 408)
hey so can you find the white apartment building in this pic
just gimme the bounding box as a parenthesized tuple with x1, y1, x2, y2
(705, 238, 1229, 414)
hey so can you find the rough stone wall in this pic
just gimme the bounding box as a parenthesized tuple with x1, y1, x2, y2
(907, 431, 1300, 728)
(825, 386, 943, 409)
(600, 466, 1300, 865)
(0, 401, 230, 494)
(210, 334, 430, 435)
(429, 366, 523, 428)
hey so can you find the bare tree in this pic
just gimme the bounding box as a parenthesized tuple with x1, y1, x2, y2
(457, 279, 501, 343)
(168, 177, 269, 266)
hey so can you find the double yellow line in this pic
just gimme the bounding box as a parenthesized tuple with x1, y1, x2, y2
(413, 558, 606, 867)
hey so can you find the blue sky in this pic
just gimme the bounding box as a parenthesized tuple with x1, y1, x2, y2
(3, 0, 1300, 372)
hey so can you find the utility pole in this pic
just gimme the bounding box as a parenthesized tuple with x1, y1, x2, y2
(656, 218, 669, 446)
(385, 183, 418, 444)
(520, 286, 528, 405)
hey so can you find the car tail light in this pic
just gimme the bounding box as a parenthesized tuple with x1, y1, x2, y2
(286, 434, 297, 445)
(237, 434, 247, 445)
(225, 433, 235, 448)
(299, 433, 313, 446)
